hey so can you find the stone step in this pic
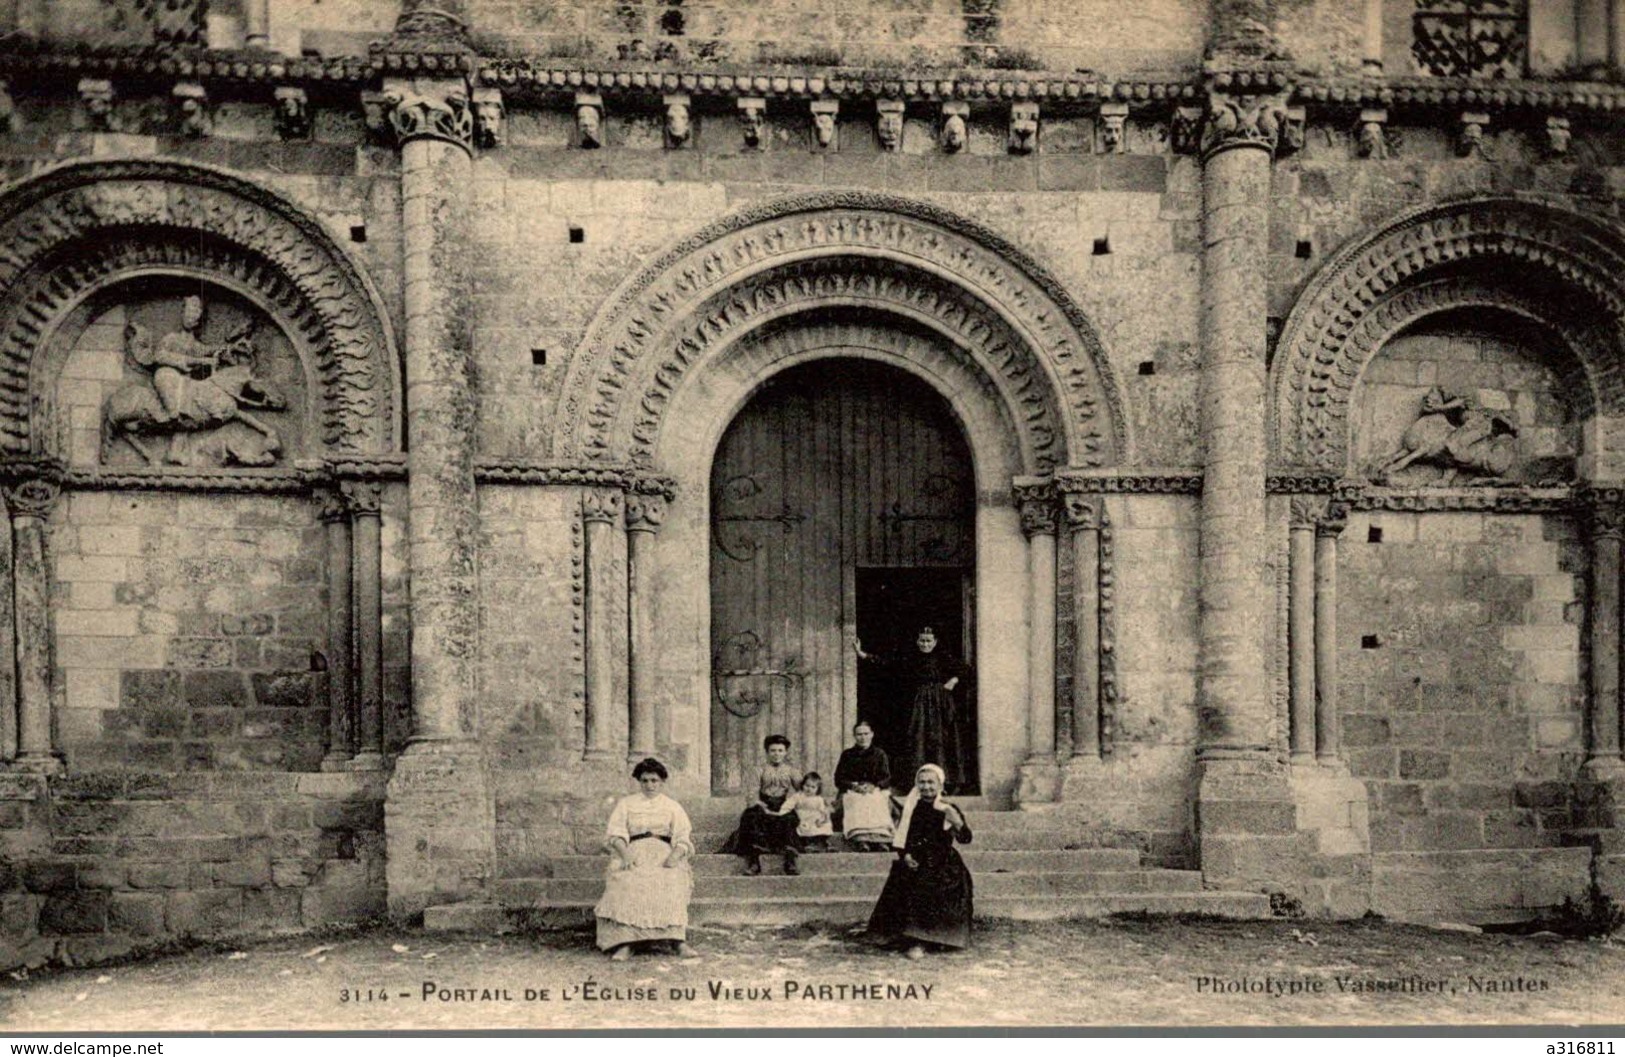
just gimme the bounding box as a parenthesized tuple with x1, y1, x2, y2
(679, 827, 1092, 852)
(678, 796, 1010, 823)
(493, 868, 1204, 904)
(425, 890, 1272, 932)
(543, 848, 1144, 878)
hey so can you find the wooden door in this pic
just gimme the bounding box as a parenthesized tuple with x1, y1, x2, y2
(710, 358, 974, 794)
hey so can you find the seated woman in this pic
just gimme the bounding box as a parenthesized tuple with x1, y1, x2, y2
(594, 757, 694, 961)
(834, 721, 894, 851)
(731, 734, 803, 876)
(866, 762, 973, 959)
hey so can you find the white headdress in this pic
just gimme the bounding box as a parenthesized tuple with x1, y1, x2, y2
(891, 763, 950, 850)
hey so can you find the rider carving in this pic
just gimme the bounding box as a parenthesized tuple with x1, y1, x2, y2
(103, 295, 289, 468)
(1372, 386, 1521, 486)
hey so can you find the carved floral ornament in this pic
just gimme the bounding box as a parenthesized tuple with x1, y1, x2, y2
(1272, 198, 1625, 474)
(0, 160, 397, 459)
(553, 193, 1128, 473)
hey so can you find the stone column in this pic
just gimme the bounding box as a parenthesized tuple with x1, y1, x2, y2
(7, 479, 62, 774)
(319, 489, 355, 771)
(1314, 502, 1348, 764)
(1362, 0, 1384, 72)
(1588, 494, 1625, 778)
(244, 0, 271, 48)
(1015, 478, 1059, 803)
(625, 488, 667, 763)
(380, 71, 494, 918)
(582, 487, 625, 761)
(1287, 498, 1318, 762)
(1580, 0, 1613, 67)
(0, 485, 14, 764)
(1062, 490, 1101, 760)
(346, 482, 385, 770)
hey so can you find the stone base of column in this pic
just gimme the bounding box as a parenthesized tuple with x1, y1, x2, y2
(9, 753, 65, 776)
(347, 752, 386, 772)
(1014, 755, 1060, 809)
(1057, 754, 1109, 803)
(321, 754, 353, 773)
(385, 740, 494, 919)
(1583, 755, 1625, 783)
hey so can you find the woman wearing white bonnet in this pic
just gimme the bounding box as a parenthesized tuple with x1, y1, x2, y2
(864, 762, 974, 959)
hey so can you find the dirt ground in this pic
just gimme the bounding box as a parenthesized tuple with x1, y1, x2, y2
(2, 917, 1623, 1031)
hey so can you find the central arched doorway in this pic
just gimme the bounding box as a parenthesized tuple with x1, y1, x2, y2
(709, 358, 977, 795)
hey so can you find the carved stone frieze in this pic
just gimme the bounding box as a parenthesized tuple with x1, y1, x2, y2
(664, 93, 691, 149)
(1009, 101, 1038, 155)
(1014, 477, 1058, 537)
(172, 82, 210, 138)
(1273, 199, 1625, 473)
(876, 99, 905, 152)
(1353, 486, 1573, 514)
(941, 101, 968, 153)
(1098, 103, 1128, 154)
(274, 87, 312, 141)
(472, 87, 505, 149)
(1056, 471, 1202, 494)
(1096, 504, 1117, 755)
(78, 79, 116, 132)
(0, 161, 396, 457)
(557, 192, 1126, 474)
(576, 92, 603, 149)
(387, 83, 475, 151)
(811, 99, 839, 149)
(59, 466, 312, 493)
(737, 98, 766, 150)
(473, 459, 634, 487)
(1200, 90, 1290, 158)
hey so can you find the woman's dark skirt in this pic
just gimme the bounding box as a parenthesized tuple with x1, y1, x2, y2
(867, 848, 973, 949)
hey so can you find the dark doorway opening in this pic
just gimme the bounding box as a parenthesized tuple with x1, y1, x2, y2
(856, 567, 978, 795)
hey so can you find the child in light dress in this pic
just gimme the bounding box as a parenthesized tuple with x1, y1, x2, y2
(791, 772, 835, 850)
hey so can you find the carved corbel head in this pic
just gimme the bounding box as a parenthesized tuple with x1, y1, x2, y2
(1008, 101, 1038, 154)
(876, 99, 905, 152)
(940, 101, 968, 153)
(576, 92, 604, 149)
(472, 87, 505, 149)
(1357, 107, 1388, 159)
(1546, 115, 1571, 158)
(78, 78, 116, 131)
(811, 98, 838, 149)
(737, 97, 766, 149)
(665, 92, 691, 148)
(1098, 102, 1128, 154)
(1278, 105, 1306, 155)
(172, 82, 210, 138)
(1458, 111, 1489, 157)
(1170, 105, 1202, 154)
(274, 87, 311, 141)
(361, 89, 399, 143)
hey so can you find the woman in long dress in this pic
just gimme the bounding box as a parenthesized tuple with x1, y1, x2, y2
(834, 720, 893, 850)
(729, 734, 803, 875)
(595, 757, 695, 961)
(855, 627, 971, 791)
(866, 763, 973, 959)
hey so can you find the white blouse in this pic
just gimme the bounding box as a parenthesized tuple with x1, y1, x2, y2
(604, 792, 694, 853)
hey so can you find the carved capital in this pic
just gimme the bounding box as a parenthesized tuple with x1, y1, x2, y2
(4, 478, 60, 521)
(941, 101, 968, 153)
(387, 82, 474, 152)
(1098, 102, 1128, 154)
(1546, 115, 1571, 158)
(274, 87, 311, 142)
(1458, 111, 1489, 157)
(472, 87, 505, 149)
(582, 487, 623, 525)
(576, 92, 603, 149)
(341, 480, 383, 518)
(1288, 495, 1325, 529)
(1315, 500, 1350, 539)
(811, 98, 839, 150)
(318, 488, 351, 524)
(172, 82, 210, 138)
(1014, 478, 1058, 537)
(737, 97, 766, 150)
(0, 82, 15, 136)
(1170, 106, 1203, 155)
(78, 78, 116, 132)
(1357, 108, 1388, 160)
(1009, 101, 1039, 155)
(1200, 90, 1290, 160)
(1587, 488, 1625, 541)
(1062, 492, 1100, 530)
(625, 492, 668, 533)
(876, 99, 905, 152)
(664, 93, 692, 149)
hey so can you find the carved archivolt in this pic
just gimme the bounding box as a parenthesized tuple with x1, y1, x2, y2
(0, 160, 398, 456)
(556, 192, 1126, 472)
(1273, 198, 1625, 473)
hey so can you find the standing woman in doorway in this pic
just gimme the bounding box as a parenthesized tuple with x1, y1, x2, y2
(855, 627, 971, 793)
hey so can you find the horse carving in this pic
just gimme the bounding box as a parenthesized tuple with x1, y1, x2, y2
(1372, 386, 1520, 486)
(102, 297, 288, 467)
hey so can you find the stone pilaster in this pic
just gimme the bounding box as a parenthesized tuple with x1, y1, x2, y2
(381, 76, 492, 919)
(1062, 490, 1101, 761)
(319, 489, 355, 772)
(345, 482, 385, 771)
(6, 478, 62, 774)
(1587, 491, 1625, 779)
(625, 487, 667, 763)
(1015, 477, 1059, 805)
(582, 487, 626, 762)
(0, 485, 13, 764)
(1313, 502, 1348, 764)
(1287, 497, 1318, 762)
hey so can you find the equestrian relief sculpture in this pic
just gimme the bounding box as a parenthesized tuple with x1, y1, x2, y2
(1372, 385, 1520, 486)
(102, 295, 288, 468)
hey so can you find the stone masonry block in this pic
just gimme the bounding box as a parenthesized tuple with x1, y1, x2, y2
(108, 891, 166, 938)
(182, 671, 249, 709)
(122, 670, 181, 709)
(1200, 800, 1298, 836)
(39, 890, 109, 934)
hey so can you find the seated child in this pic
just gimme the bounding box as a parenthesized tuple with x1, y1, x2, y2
(791, 772, 834, 850)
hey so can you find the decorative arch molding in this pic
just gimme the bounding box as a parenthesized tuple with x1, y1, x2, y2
(555, 191, 1127, 472)
(1273, 197, 1625, 472)
(0, 159, 399, 456)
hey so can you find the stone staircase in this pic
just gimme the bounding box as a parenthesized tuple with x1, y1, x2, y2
(424, 798, 1272, 930)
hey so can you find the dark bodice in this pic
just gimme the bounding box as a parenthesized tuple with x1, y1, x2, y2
(901, 798, 972, 867)
(835, 745, 891, 791)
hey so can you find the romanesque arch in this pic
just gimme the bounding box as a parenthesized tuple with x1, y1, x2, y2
(1271, 197, 1625, 474)
(554, 191, 1128, 474)
(0, 159, 400, 459)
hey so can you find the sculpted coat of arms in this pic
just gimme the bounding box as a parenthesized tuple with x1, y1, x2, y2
(102, 295, 290, 468)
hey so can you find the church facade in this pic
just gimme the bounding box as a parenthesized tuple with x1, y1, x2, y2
(3, 0, 1625, 968)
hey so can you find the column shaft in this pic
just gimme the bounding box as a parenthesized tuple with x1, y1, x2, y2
(1197, 128, 1275, 757)
(1314, 519, 1344, 762)
(1362, 0, 1384, 71)
(1590, 507, 1624, 771)
(1580, 0, 1612, 66)
(0, 487, 14, 762)
(583, 490, 624, 760)
(352, 496, 385, 766)
(627, 528, 655, 761)
(321, 498, 354, 770)
(1067, 497, 1101, 758)
(244, 0, 271, 47)
(8, 480, 60, 772)
(1288, 515, 1316, 761)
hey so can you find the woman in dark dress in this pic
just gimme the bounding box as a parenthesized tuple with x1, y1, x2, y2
(729, 734, 803, 875)
(834, 720, 893, 851)
(867, 763, 973, 959)
(855, 627, 971, 790)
